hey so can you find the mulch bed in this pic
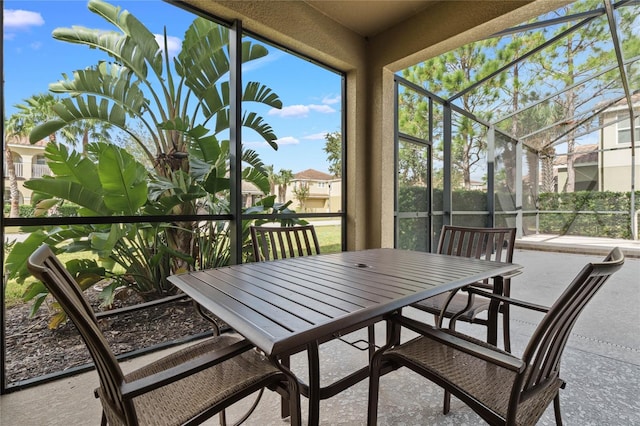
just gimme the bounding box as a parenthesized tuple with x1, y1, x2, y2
(4, 288, 217, 385)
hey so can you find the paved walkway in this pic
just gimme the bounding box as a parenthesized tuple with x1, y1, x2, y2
(1, 247, 638, 425)
(517, 233, 640, 258)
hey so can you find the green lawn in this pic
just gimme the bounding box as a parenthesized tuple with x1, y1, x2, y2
(314, 225, 342, 253)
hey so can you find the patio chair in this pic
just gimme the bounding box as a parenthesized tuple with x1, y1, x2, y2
(27, 244, 299, 426)
(411, 225, 518, 352)
(368, 247, 625, 426)
(250, 224, 320, 261)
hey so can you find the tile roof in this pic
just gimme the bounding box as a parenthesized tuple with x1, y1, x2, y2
(294, 169, 335, 180)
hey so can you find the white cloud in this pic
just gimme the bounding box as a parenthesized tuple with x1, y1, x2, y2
(322, 94, 341, 105)
(303, 132, 328, 140)
(154, 34, 182, 58)
(269, 104, 335, 118)
(275, 136, 299, 145)
(3, 10, 44, 29)
(309, 104, 335, 113)
(30, 41, 42, 50)
(244, 136, 299, 147)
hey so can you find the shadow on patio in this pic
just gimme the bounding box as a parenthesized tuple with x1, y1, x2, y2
(1, 247, 638, 425)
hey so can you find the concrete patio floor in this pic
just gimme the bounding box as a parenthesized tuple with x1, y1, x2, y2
(1, 243, 639, 425)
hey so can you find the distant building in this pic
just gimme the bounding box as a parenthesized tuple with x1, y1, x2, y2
(554, 144, 599, 192)
(3, 136, 51, 205)
(553, 94, 639, 192)
(598, 94, 640, 192)
(287, 169, 341, 213)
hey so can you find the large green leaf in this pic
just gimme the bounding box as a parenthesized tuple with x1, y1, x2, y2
(243, 82, 282, 108)
(177, 19, 229, 95)
(187, 128, 222, 164)
(24, 178, 108, 216)
(30, 120, 68, 144)
(53, 0, 163, 80)
(242, 112, 279, 149)
(4, 231, 49, 281)
(90, 223, 125, 258)
(88, 0, 163, 75)
(94, 143, 148, 214)
(202, 170, 230, 194)
(241, 40, 269, 63)
(198, 83, 227, 120)
(49, 64, 148, 118)
(243, 167, 269, 194)
(42, 143, 101, 191)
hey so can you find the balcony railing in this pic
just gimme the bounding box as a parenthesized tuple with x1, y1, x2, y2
(31, 164, 51, 178)
(3, 163, 51, 179)
(6, 162, 24, 177)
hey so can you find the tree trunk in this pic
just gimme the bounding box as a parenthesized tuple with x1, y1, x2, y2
(541, 148, 556, 193)
(5, 146, 21, 218)
(525, 148, 539, 201)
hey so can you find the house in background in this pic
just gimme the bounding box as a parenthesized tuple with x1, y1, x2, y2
(598, 94, 640, 192)
(554, 144, 599, 192)
(3, 136, 50, 206)
(287, 169, 341, 213)
(552, 95, 639, 193)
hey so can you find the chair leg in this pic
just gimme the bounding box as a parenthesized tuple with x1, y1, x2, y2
(502, 304, 511, 353)
(101, 411, 107, 426)
(219, 409, 227, 426)
(443, 390, 451, 415)
(280, 356, 291, 419)
(553, 393, 563, 426)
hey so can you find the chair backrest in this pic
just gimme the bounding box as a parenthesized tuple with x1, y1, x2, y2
(437, 225, 516, 264)
(250, 224, 320, 261)
(513, 247, 624, 418)
(27, 245, 132, 423)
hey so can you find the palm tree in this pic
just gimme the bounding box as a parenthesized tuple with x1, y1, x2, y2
(4, 114, 29, 218)
(277, 169, 294, 204)
(265, 164, 278, 196)
(13, 94, 62, 144)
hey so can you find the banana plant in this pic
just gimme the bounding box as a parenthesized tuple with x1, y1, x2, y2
(28, 0, 282, 270)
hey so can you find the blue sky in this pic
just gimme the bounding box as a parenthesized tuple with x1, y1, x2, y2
(3, 0, 342, 174)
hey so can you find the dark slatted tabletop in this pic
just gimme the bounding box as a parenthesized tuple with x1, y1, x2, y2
(168, 248, 520, 356)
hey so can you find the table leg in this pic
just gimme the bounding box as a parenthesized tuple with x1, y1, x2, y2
(487, 276, 504, 346)
(307, 342, 321, 426)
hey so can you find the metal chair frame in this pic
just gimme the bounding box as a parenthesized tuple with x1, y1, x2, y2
(412, 225, 518, 351)
(250, 224, 321, 261)
(27, 244, 299, 426)
(368, 247, 625, 426)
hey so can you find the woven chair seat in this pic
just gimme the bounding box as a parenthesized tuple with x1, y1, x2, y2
(27, 244, 297, 426)
(98, 335, 281, 426)
(411, 290, 490, 321)
(388, 330, 563, 426)
(369, 248, 624, 426)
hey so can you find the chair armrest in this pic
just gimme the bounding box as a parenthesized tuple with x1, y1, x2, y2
(394, 315, 525, 372)
(501, 269, 523, 280)
(466, 287, 549, 313)
(120, 338, 255, 399)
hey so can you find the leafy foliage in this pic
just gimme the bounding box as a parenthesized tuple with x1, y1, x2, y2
(5, 0, 291, 325)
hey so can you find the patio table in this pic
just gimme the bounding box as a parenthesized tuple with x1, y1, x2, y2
(168, 248, 520, 426)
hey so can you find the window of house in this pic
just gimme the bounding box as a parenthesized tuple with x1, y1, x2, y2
(618, 116, 640, 144)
